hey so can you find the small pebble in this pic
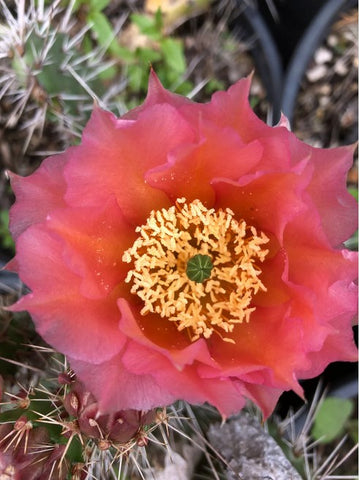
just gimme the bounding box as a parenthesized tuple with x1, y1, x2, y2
(341, 108, 356, 128)
(317, 83, 331, 96)
(306, 64, 327, 82)
(327, 34, 338, 47)
(319, 96, 330, 107)
(314, 46, 333, 64)
(334, 58, 349, 75)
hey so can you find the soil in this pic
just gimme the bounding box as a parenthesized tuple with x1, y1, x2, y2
(292, 9, 358, 185)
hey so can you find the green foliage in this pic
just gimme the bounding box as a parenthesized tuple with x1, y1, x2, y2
(0, 211, 14, 252)
(347, 418, 358, 443)
(41, 0, 126, 81)
(345, 230, 358, 250)
(72, 0, 110, 12)
(311, 397, 354, 444)
(87, 10, 124, 57)
(205, 78, 226, 94)
(345, 187, 358, 250)
(161, 38, 186, 73)
(348, 186, 358, 201)
(131, 9, 163, 40)
(89, 0, 111, 11)
(73, 1, 158, 71)
(250, 96, 260, 109)
(125, 9, 192, 96)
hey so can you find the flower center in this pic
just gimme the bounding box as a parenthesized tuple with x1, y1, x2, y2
(122, 198, 269, 343)
(186, 254, 213, 283)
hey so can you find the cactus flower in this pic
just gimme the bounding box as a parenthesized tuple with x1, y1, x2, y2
(8, 72, 357, 418)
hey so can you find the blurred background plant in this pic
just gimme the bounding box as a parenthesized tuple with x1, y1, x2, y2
(0, 0, 357, 478)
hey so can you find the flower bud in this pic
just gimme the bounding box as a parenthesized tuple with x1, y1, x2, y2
(62, 380, 156, 446)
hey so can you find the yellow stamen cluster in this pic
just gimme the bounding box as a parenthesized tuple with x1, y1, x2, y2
(122, 198, 269, 343)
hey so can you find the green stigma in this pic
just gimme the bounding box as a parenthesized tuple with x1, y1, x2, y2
(186, 254, 213, 283)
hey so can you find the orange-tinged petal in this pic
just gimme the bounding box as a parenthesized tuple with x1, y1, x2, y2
(69, 353, 176, 413)
(213, 163, 312, 242)
(9, 154, 68, 239)
(64, 105, 195, 225)
(123, 69, 193, 120)
(284, 209, 358, 293)
(195, 74, 266, 141)
(147, 120, 263, 205)
(203, 305, 309, 395)
(121, 340, 247, 416)
(305, 144, 358, 246)
(45, 199, 136, 299)
(117, 298, 218, 369)
(10, 225, 125, 363)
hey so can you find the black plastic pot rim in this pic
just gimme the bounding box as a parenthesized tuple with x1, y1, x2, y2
(231, 1, 284, 125)
(281, 0, 357, 123)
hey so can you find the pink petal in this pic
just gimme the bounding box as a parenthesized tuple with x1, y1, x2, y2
(241, 382, 283, 420)
(203, 305, 308, 396)
(213, 164, 311, 243)
(9, 154, 68, 239)
(146, 120, 263, 205)
(284, 209, 358, 294)
(276, 113, 291, 130)
(64, 105, 195, 225)
(45, 198, 136, 299)
(197, 74, 266, 141)
(296, 279, 358, 378)
(117, 298, 218, 368)
(9, 224, 125, 363)
(306, 144, 358, 246)
(123, 69, 193, 120)
(69, 354, 176, 413)
(122, 341, 247, 416)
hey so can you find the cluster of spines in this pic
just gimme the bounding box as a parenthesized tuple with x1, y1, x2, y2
(0, 367, 163, 479)
(0, 0, 125, 155)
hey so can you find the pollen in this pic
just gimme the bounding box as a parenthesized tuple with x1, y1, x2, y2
(122, 198, 269, 343)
